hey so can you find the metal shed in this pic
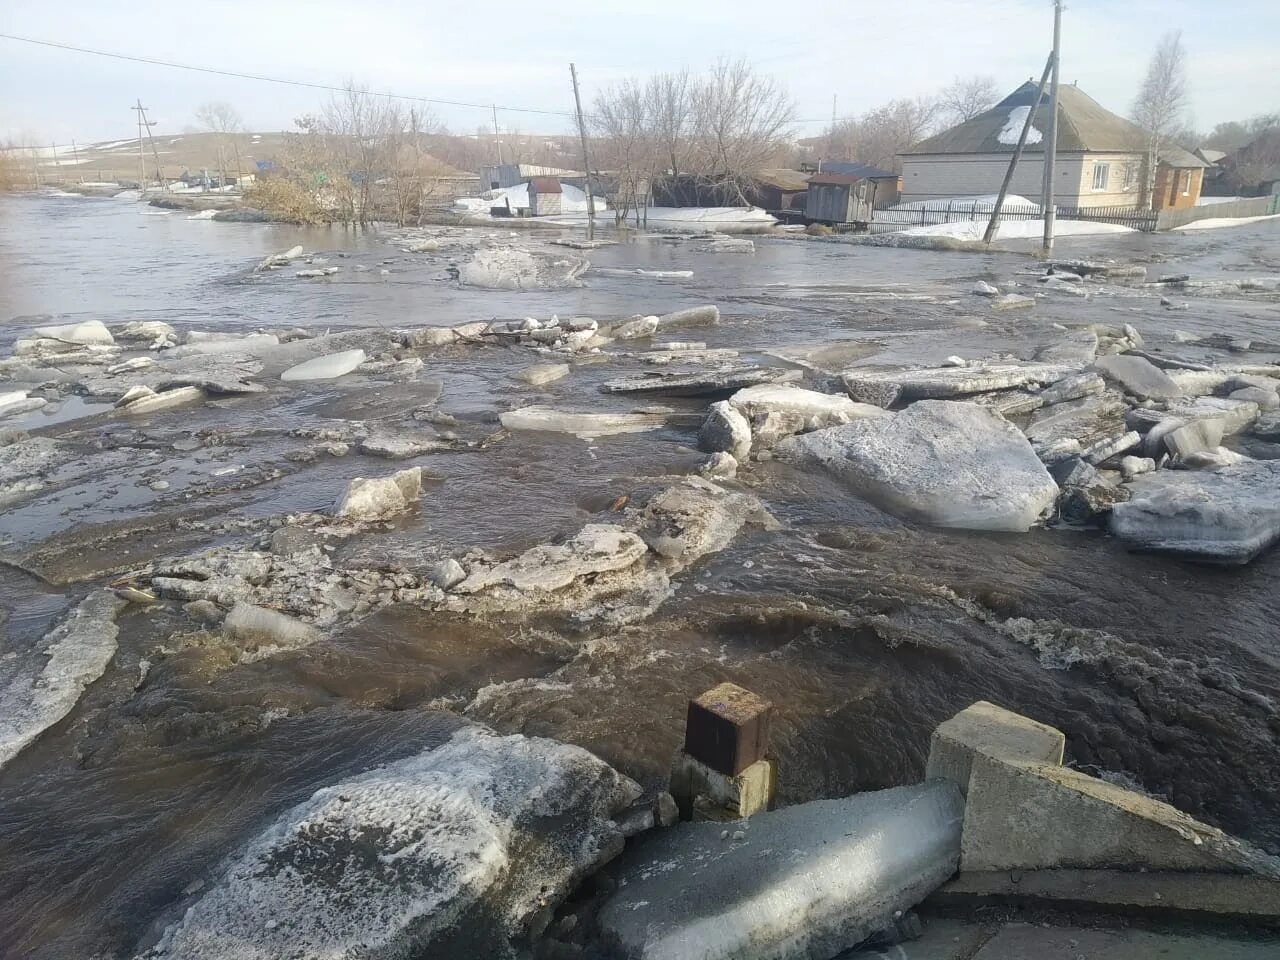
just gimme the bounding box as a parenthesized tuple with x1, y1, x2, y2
(804, 172, 879, 226)
(528, 177, 563, 217)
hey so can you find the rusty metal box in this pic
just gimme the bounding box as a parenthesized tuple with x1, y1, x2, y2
(683, 682, 773, 777)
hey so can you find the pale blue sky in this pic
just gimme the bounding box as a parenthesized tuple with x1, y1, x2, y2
(2, 0, 1276, 144)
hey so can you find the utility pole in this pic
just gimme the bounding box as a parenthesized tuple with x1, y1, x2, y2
(1042, 0, 1063, 256)
(569, 62, 596, 241)
(985, 54, 1055, 245)
(491, 104, 503, 166)
(141, 103, 166, 192)
(132, 100, 146, 195)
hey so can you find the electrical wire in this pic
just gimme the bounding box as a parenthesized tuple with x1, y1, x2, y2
(0, 32, 577, 119)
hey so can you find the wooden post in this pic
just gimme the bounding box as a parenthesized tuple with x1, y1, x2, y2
(984, 53, 1054, 245)
(569, 62, 596, 241)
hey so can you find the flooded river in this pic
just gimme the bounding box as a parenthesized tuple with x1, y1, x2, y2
(1, 193, 1279, 959)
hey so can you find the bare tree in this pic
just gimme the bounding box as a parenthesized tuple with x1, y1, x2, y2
(1131, 30, 1190, 210)
(592, 78, 653, 223)
(939, 75, 999, 124)
(688, 58, 795, 202)
(278, 82, 443, 226)
(647, 70, 694, 182)
(194, 101, 244, 188)
(825, 97, 939, 172)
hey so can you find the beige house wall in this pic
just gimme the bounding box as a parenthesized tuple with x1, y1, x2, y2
(900, 152, 1146, 208)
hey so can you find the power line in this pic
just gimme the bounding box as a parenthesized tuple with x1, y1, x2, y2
(0, 32, 576, 119)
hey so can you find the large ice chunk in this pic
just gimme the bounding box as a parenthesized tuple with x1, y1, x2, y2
(280, 349, 366, 382)
(843, 362, 1077, 405)
(597, 781, 963, 960)
(778, 400, 1058, 531)
(32, 319, 115, 345)
(728, 384, 888, 430)
(1110, 460, 1280, 564)
(0, 591, 127, 770)
(146, 726, 640, 960)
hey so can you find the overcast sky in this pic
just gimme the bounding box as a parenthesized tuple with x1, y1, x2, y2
(2, 0, 1277, 145)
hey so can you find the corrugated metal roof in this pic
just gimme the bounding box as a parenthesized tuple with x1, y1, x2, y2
(904, 82, 1151, 156)
(1158, 145, 1211, 168)
(528, 176, 563, 193)
(815, 161, 898, 180)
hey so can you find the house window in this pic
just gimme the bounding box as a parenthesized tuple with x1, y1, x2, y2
(1121, 162, 1139, 191)
(1182, 171, 1191, 196)
(1092, 163, 1110, 191)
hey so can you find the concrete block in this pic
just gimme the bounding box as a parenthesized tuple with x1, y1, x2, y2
(961, 753, 1280, 877)
(598, 781, 964, 960)
(925, 701, 1064, 797)
(683, 682, 773, 776)
(935, 869, 1280, 922)
(967, 923, 1280, 960)
(669, 750, 776, 822)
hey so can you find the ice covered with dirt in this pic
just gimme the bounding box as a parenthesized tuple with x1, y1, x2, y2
(779, 400, 1059, 531)
(0, 591, 127, 770)
(142, 726, 640, 960)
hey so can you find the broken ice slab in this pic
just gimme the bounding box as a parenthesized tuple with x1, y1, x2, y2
(842, 362, 1078, 405)
(149, 726, 640, 960)
(280, 349, 367, 382)
(597, 780, 963, 960)
(1093, 354, 1183, 401)
(779, 400, 1058, 532)
(498, 406, 668, 439)
(1110, 460, 1280, 565)
(600, 367, 799, 398)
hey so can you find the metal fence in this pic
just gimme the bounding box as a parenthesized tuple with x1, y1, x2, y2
(869, 199, 1158, 234)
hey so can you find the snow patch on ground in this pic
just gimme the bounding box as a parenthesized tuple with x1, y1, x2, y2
(998, 106, 1043, 146)
(902, 218, 1134, 240)
(1174, 214, 1280, 231)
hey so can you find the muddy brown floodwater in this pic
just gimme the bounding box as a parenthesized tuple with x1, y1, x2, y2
(1, 193, 1279, 960)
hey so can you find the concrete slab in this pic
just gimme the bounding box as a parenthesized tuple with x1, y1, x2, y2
(843, 918, 994, 960)
(925, 701, 1064, 797)
(935, 869, 1280, 922)
(961, 753, 1280, 877)
(970, 923, 1280, 960)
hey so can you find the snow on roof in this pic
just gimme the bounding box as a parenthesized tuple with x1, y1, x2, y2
(905, 82, 1150, 156)
(997, 106, 1043, 146)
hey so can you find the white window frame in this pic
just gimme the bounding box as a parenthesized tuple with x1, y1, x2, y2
(1182, 171, 1191, 196)
(1092, 163, 1110, 191)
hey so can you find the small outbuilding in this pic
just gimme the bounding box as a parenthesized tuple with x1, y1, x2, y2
(528, 177, 563, 217)
(804, 166, 898, 226)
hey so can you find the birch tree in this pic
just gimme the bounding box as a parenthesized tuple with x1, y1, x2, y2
(1131, 30, 1190, 210)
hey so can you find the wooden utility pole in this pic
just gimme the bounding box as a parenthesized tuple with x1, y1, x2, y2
(984, 54, 1054, 245)
(1042, 0, 1064, 256)
(491, 104, 503, 166)
(569, 62, 596, 241)
(132, 101, 146, 193)
(140, 103, 166, 191)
